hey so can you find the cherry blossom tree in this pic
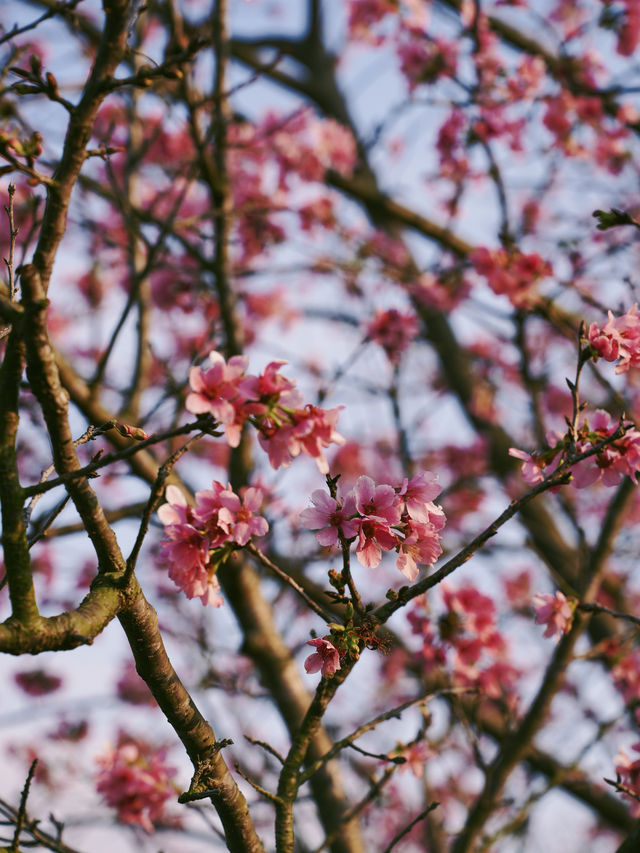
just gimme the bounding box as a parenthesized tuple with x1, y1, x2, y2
(2, 1, 640, 851)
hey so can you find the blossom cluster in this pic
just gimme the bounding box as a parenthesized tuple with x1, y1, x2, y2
(405, 587, 521, 704)
(366, 307, 419, 364)
(509, 411, 640, 489)
(95, 734, 176, 833)
(588, 304, 640, 373)
(300, 472, 445, 582)
(471, 246, 552, 307)
(158, 483, 268, 606)
(186, 351, 344, 474)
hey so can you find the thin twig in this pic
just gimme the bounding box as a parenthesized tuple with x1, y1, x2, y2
(246, 542, 334, 623)
(381, 802, 440, 853)
(124, 432, 205, 583)
(11, 758, 37, 852)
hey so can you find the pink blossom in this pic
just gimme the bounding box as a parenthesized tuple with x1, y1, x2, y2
(299, 490, 359, 546)
(471, 246, 551, 307)
(367, 308, 419, 363)
(355, 517, 400, 568)
(238, 359, 297, 402)
(185, 351, 248, 425)
(304, 638, 341, 677)
(571, 410, 640, 488)
(258, 404, 345, 473)
(95, 735, 176, 833)
(397, 471, 442, 521)
(395, 519, 443, 581)
(394, 740, 435, 777)
(588, 305, 640, 373)
(509, 430, 564, 485)
(398, 36, 457, 91)
(353, 475, 402, 524)
(508, 447, 552, 485)
(532, 591, 574, 639)
(219, 485, 269, 546)
(158, 482, 268, 607)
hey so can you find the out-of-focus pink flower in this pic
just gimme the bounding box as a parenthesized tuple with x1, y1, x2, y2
(300, 491, 359, 546)
(394, 740, 435, 777)
(617, 0, 640, 56)
(398, 36, 457, 91)
(304, 638, 341, 677)
(95, 734, 176, 833)
(532, 591, 574, 639)
(366, 308, 419, 363)
(116, 663, 155, 706)
(471, 246, 551, 307)
(14, 669, 62, 696)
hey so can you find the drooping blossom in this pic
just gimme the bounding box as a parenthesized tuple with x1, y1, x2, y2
(304, 638, 341, 678)
(185, 351, 345, 472)
(395, 517, 443, 581)
(397, 471, 442, 521)
(95, 734, 176, 833)
(532, 591, 574, 639)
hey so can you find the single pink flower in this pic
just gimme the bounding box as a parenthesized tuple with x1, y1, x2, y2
(397, 471, 443, 522)
(300, 490, 359, 546)
(304, 638, 341, 677)
(395, 519, 443, 582)
(185, 351, 248, 423)
(355, 517, 399, 568)
(532, 591, 574, 639)
(353, 475, 402, 524)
